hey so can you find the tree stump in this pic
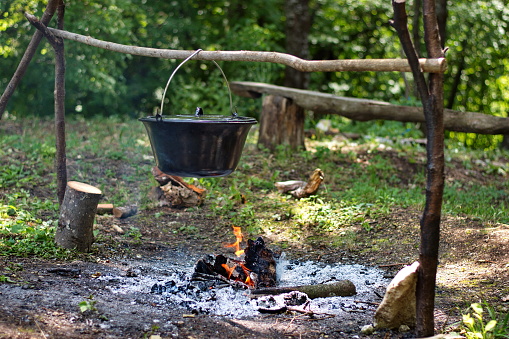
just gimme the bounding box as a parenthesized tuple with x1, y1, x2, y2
(55, 181, 102, 252)
(258, 95, 305, 151)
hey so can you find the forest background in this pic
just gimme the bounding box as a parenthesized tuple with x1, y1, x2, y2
(1, 0, 509, 149)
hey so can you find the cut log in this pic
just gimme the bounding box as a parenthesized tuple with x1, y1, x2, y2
(231, 81, 509, 135)
(55, 181, 101, 252)
(251, 280, 357, 299)
(275, 168, 324, 199)
(96, 203, 114, 215)
(258, 95, 305, 151)
(112, 205, 138, 219)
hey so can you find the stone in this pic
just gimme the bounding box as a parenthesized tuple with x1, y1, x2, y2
(374, 261, 419, 329)
(360, 324, 375, 335)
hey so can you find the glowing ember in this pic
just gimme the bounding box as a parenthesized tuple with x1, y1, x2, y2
(225, 225, 245, 257)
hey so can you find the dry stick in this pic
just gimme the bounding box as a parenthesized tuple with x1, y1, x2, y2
(46, 27, 446, 73)
(0, 0, 59, 118)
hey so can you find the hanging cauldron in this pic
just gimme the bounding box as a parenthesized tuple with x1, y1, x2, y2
(139, 50, 257, 178)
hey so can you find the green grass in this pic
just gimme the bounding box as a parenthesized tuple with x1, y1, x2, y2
(1, 115, 509, 257)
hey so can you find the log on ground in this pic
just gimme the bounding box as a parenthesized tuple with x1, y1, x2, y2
(231, 81, 509, 135)
(251, 280, 357, 299)
(55, 181, 101, 252)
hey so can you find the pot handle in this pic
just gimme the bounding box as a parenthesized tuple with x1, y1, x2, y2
(158, 49, 237, 119)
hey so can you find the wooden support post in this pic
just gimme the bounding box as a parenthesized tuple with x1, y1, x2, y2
(55, 181, 102, 252)
(258, 95, 305, 152)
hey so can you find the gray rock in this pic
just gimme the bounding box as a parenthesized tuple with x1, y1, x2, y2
(374, 261, 419, 329)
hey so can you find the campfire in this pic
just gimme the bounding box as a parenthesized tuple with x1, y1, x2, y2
(193, 226, 278, 289)
(136, 225, 402, 319)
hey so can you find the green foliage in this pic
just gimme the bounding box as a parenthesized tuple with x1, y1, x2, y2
(0, 191, 67, 258)
(461, 302, 509, 339)
(1, 0, 507, 150)
(79, 295, 98, 313)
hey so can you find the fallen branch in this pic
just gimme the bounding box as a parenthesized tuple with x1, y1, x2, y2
(44, 27, 446, 73)
(251, 280, 356, 299)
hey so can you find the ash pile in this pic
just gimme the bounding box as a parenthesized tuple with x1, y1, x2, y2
(148, 235, 389, 317)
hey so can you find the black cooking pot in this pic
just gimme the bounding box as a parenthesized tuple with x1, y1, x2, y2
(139, 50, 257, 178)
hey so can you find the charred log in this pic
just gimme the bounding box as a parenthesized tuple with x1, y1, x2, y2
(243, 237, 278, 288)
(192, 237, 278, 289)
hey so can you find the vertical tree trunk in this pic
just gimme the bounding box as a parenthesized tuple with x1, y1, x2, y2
(392, 0, 445, 337)
(54, 1, 67, 205)
(255, 0, 311, 152)
(284, 0, 311, 89)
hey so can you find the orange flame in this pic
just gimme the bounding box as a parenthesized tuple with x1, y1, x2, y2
(225, 225, 245, 257)
(222, 226, 254, 287)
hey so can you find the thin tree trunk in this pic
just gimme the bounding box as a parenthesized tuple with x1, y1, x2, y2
(435, 0, 447, 49)
(0, 0, 59, 119)
(54, 1, 67, 205)
(392, 0, 445, 337)
(25, 2, 67, 205)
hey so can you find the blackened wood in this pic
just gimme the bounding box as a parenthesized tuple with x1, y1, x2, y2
(55, 181, 102, 252)
(244, 237, 277, 288)
(0, 0, 59, 118)
(251, 280, 356, 299)
(258, 95, 305, 152)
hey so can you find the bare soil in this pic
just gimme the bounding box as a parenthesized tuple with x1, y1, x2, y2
(1, 130, 508, 338)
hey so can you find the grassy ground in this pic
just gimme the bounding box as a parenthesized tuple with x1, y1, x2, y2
(1, 115, 508, 338)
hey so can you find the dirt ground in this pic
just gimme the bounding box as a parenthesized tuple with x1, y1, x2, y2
(1, 135, 508, 338)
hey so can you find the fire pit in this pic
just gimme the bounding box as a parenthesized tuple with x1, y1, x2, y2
(99, 229, 390, 318)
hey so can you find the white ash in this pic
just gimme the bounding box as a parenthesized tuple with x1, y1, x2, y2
(102, 257, 390, 318)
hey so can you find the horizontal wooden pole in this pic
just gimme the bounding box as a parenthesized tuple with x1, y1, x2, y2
(231, 81, 509, 135)
(47, 27, 446, 73)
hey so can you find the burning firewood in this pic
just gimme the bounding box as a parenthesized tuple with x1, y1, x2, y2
(150, 167, 206, 207)
(192, 228, 278, 289)
(275, 168, 324, 199)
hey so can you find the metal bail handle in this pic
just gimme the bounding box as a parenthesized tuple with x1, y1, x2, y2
(158, 49, 237, 119)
